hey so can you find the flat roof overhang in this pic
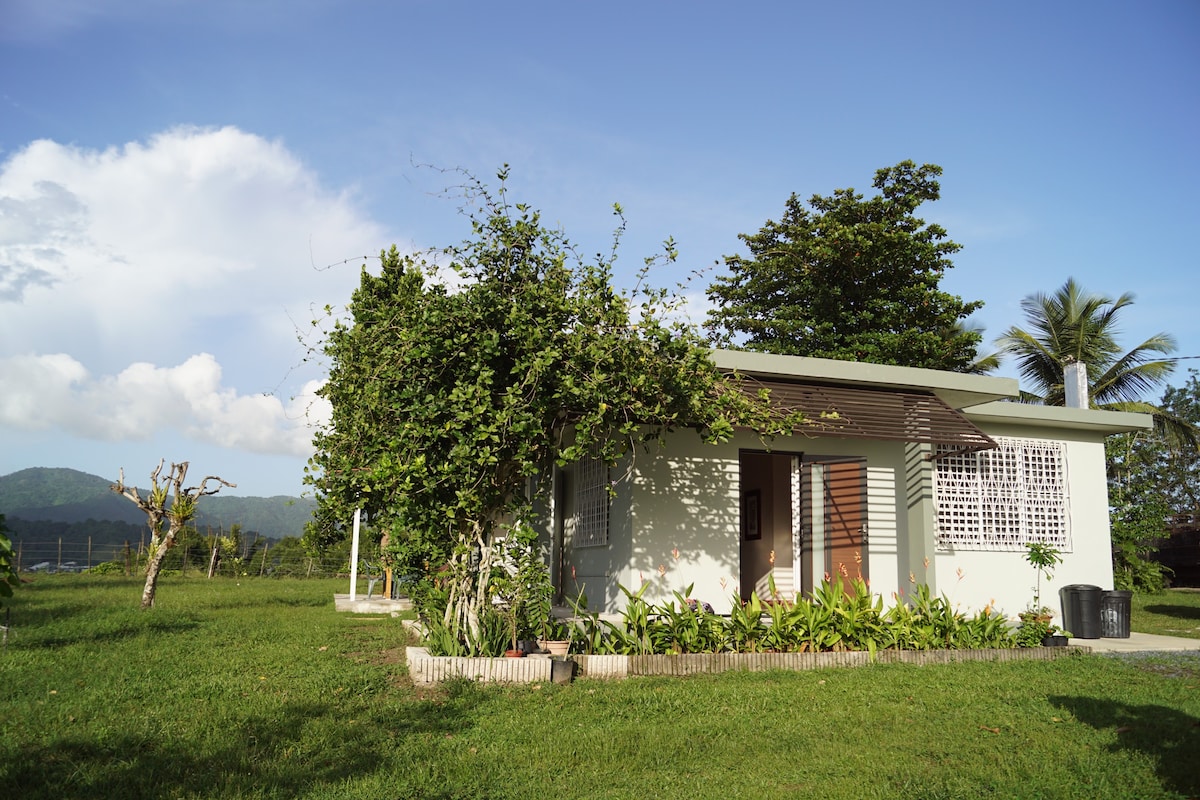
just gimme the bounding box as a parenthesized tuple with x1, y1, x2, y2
(710, 349, 1019, 410)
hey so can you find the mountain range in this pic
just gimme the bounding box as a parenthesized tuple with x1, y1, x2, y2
(0, 467, 315, 542)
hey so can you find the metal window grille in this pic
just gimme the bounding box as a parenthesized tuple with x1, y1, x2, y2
(574, 449, 609, 548)
(934, 437, 1070, 551)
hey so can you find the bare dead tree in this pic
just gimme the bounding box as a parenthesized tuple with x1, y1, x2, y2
(111, 460, 236, 609)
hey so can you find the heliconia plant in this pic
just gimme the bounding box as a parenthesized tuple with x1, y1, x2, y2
(538, 576, 1017, 657)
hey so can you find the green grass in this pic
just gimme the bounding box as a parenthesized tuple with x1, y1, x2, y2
(1131, 588, 1200, 639)
(2, 575, 1199, 799)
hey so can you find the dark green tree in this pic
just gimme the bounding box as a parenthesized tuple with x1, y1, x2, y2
(1107, 370, 1200, 591)
(0, 514, 18, 608)
(1108, 432, 1175, 592)
(306, 173, 799, 649)
(705, 161, 984, 370)
(1156, 372, 1200, 512)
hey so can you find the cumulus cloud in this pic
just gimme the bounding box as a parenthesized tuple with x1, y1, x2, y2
(0, 352, 325, 456)
(0, 126, 384, 370)
(0, 126, 381, 463)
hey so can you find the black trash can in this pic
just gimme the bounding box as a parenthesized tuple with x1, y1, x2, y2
(1059, 584, 1102, 639)
(1101, 590, 1133, 638)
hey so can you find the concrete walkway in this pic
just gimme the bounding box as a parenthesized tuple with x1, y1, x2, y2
(1070, 632, 1200, 652)
(333, 594, 412, 614)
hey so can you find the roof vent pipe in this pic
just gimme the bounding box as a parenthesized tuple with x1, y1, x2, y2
(1064, 361, 1088, 409)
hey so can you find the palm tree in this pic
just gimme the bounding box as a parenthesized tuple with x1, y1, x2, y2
(996, 278, 1196, 447)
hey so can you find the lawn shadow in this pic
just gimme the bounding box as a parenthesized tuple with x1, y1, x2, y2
(1050, 695, 1200, 797)
(6, 603, 202, 650)
(1143, 603, 1200, 621)
(199, 593, 332, 611)
(4, 691, 489, 799)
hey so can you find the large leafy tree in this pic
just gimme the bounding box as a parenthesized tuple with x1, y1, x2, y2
(1108, 372, 1200, 534)
(306, 175, 798, 647)
(995, 278, 1195, 446)
(705, 161, 984, 371)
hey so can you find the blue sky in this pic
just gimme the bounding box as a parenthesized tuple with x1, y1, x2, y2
(1, 0, 1197, 497)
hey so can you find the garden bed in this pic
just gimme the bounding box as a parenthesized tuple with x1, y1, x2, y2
(405, 644, 1090, 685)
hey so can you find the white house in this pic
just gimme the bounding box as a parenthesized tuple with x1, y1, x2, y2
(540, 349, 1151, 623)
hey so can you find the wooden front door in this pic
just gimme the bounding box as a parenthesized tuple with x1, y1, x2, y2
(821, 459, 867, 590)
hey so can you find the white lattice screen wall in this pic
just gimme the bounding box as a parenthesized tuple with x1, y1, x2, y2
(573, 450, 609, 548)
(934, 437, 1071, 551)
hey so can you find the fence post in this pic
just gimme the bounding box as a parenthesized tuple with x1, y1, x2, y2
(259, 542, 269, 577)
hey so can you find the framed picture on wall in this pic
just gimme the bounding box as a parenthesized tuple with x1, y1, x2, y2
(742, 490, 761, 541)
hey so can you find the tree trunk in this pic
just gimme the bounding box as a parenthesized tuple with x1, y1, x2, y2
(443, 525, 496, 653)
(141, 540, 173, 609)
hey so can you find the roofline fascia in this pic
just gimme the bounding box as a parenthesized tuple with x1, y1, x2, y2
(962, 401, 1154, 434)
(709, 349, 1019, 410)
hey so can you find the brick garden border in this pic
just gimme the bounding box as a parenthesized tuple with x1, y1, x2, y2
(405, 644, 1089, 685)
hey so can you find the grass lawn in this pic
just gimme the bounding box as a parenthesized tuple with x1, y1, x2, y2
(1131, 589, 1200, 639)
(2, 575, 1198, 799)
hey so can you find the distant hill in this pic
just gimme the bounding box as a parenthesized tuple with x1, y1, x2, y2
(0, 467, 316, 541)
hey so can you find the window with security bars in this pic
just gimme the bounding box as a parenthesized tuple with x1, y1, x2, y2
(573, 449, 609, 548)
(934, 437, 1070, 551)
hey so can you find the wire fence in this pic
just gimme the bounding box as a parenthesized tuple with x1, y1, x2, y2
(10, 538, 361, 579)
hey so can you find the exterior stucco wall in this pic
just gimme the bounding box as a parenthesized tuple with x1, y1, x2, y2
(556, 418, 1120, 626)
(620, 430, 741, 614)
(932, 423, 1115, 625)
(560, 427, 911, 615)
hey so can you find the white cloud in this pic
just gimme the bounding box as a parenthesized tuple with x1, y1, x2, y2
(0, 126, 384, 373)
(0, 352, 322, 456)
(0, 126, 383, 466)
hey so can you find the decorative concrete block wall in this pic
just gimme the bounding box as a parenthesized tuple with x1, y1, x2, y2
(406, 646, 1086, 685)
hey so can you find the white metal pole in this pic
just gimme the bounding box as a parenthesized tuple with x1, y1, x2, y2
(349, 507, 362, 602)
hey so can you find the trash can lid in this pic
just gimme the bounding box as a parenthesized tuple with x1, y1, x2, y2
(1060, 584, 1102, 591)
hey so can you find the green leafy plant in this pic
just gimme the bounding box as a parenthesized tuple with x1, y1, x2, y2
(726, 591, 766, 653)
(563, 576, 1026, 656)
(1015, 613, 1054, 648)
(601, 583, 658, 655)
(1025, 542, 1062, 614)
(652, 585, 726, 654)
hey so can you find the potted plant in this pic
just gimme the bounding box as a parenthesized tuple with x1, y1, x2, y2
(496, 584, 525, 658)
(538, 616, 573, 656)
(494, 524, 554, 657)
(1016, 542, 1066, 647)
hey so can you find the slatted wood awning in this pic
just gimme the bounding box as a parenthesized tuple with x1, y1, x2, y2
(738, 377, 998, 456)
